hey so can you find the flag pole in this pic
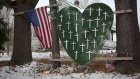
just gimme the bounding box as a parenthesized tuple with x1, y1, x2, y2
(13, 3, 62, 16)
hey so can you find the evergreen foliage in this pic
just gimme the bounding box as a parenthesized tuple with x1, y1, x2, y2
(0, 0, 10, 9)
(0, 0, 10, 50)
(0, 18, 8, 50)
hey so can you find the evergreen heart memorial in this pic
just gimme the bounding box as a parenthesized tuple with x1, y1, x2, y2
(55, 3, 114, 65)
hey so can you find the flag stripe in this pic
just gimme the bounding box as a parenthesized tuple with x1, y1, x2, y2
(36, 26, 44, 47)
(36, 8, 48, 48)
(34, 27, 44, 47)
(37, 8, 49, 48)
(44, 7, 52, 48)
(41, 7, 52, 48)
(35, 11, 45, 47)
(40, 7, 50, 48)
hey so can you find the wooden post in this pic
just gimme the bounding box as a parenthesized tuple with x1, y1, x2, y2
(49, 0, 61, 69)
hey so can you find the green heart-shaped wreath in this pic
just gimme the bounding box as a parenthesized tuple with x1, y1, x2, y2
(55, 3, 114, 65)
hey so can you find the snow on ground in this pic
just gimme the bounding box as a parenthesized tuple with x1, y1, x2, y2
(0, 51, 140, 79)
(0, 61, 139, 79)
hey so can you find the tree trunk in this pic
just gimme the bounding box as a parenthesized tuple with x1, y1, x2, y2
(49, 0, 61, 69)
(10, 0, 38, 65)
(134, 0, 140, 66)
(114, 0, 139, 74)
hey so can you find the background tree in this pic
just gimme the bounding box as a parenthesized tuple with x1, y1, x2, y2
(10, 0, 38, 65)
(114, 0, 139, 74)
(49, 0, 61, 69)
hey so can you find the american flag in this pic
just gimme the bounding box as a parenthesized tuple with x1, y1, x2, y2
(24, 6, 52, 48)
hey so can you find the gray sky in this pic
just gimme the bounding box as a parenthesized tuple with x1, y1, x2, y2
(36, 0, 140, 24)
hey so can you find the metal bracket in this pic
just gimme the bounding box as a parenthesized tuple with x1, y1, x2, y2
(114, 9, 132, 14)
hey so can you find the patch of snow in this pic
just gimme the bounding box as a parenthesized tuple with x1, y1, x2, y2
(32, 51, 69, 59)
(104, 40, 116, 48)
(99, 50, 116, 54)
(0, 53, 11, 61)
(32, 52, 51, 59)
